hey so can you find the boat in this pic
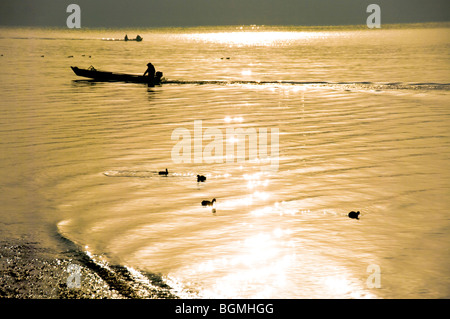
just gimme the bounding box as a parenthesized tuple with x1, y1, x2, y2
(102, 35, 143, 42)
(71, 66, 163, 84)
(101, 38, 143, 42)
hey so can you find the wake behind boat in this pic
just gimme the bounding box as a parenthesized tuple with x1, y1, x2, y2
(71, 66, 449, 90)
(71, 66, 163, 84)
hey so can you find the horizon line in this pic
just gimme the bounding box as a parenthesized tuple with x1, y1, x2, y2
(0, 21, 449, 30)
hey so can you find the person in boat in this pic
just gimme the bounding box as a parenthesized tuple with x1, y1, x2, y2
(124, 34, 129, 41)
(143, 62, 156, 85)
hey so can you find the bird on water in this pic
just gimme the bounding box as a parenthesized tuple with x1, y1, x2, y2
(159, 168, 168, 176)
(197, 175, 206, 182)
(348, 211, 360, 219)
(201, 198, 216, 206)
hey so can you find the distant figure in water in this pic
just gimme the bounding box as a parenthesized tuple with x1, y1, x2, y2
(124, 34, 129, 41)
(202, 198, 216, 206)
(136, 35, 143, 41)
(143, 62, 156, 86)
(348, 211, 360, 219)
(197, 175, 206, 182)
(158, 168, 168, 176)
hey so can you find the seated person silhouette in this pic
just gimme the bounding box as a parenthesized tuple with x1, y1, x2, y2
(143, 62, 156, 86)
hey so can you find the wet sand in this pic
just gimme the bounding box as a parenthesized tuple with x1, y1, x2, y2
(0, 239, 121, 298)
(0, 238, 177, 299)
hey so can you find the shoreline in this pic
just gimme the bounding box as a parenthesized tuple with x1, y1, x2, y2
(0, 238, 178, 299)
(0, 239, 122, 299)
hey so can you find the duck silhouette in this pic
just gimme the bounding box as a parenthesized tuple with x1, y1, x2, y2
(158, 168, 168, 176)
(197, 175, 206, 182)
(348, 211, 360, 219)
(201, 198, 216, 207)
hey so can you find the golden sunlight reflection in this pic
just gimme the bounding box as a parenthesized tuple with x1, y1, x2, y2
(172, 226, 375, 298)
(177, 231, 296, 298)
(321, 275, 373, 299)
(243, 172, 270, 189)
(226, 136, 239, 144)
(323, 276, 353, 295)
(249, 200, 341, 218)
(224, 116, 244, 123)
(187, 31, 328, 46)
(219, 191, 271, 209)
(250, 202, 298, 217)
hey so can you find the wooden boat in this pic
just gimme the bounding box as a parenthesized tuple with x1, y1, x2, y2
(102, 35, 143, 42)
(101, 38, 143, 42)
(71, 66, 163, 84)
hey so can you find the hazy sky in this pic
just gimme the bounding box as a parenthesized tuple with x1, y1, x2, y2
(0, 0, 448, 28)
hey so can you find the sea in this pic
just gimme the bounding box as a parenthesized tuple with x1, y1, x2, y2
(0, 24, 449, 299)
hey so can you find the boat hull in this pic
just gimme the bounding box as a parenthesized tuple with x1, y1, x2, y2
(101, 38, 143, 42)
(71, 66, 161, 84)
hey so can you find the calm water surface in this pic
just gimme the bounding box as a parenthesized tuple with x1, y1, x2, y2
(0, 25, 449, 298)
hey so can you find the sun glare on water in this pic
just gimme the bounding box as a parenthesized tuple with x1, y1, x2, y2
(187, 30, 328, 46)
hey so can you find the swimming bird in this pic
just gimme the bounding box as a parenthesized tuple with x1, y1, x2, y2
(197, 175, 206, 182)
(201, 198, 216, 206)
(158, 168, 168, 176)
(348, 211, 360, 219)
